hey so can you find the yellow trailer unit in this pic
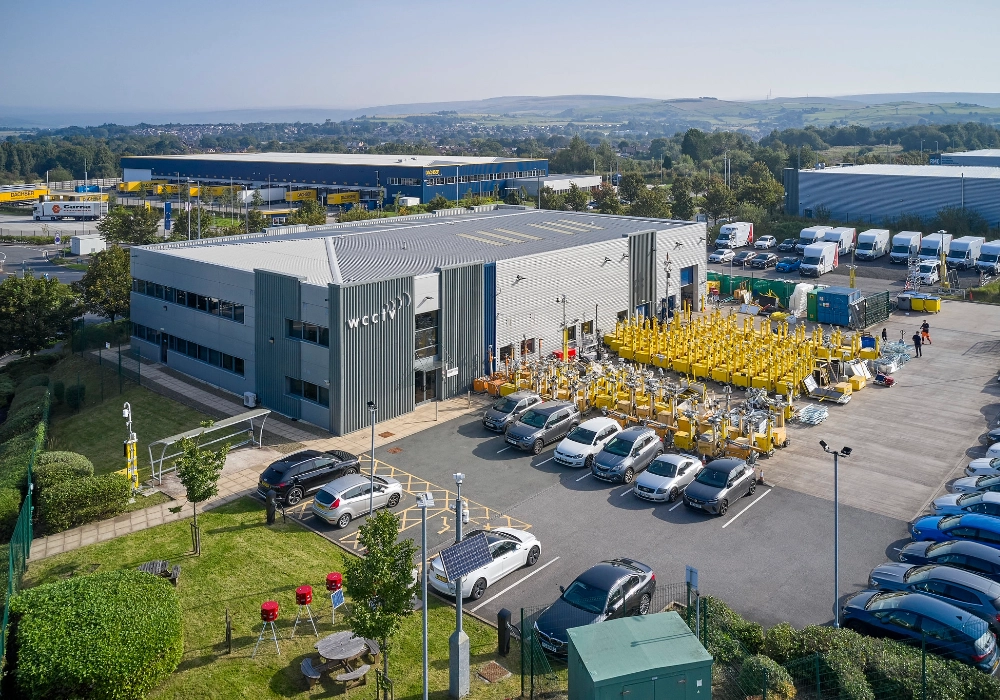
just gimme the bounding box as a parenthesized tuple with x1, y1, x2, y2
(0, 186, 48, 203)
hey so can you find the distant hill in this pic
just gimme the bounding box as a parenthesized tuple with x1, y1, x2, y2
(836, 92, 1000, 108)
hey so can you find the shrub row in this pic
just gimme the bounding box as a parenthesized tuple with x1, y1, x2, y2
(33, 451, 95, 493)
(10, 569, 184, 700)
(36, 473, 131, 534)
(14, 374, 49, 394)
(1, 355, 58, 385)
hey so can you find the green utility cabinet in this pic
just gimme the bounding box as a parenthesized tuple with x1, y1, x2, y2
(567, 612, 712, 700)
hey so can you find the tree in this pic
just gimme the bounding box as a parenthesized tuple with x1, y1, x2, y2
(564, 183, 589, 212)
(548, 135, 596, 173)
(681, 129, 708, 163)
(247, 207, 268, 233)
(174, 426, 229, 555)
(670, 175, 696, 221)
(735, 161, 784, 209)
(661, 155, 673, 170)
(288, 199, 328, 226)
(539, 186, 564, 210)
(617, 172, 646, 203)
(75, 245, 130, 324)
(426, 193, 452, 212)
(0, 274, 81, 356)
(250, 189, 265, 207)
(97, 205, 161, 245)
(701, 177, 734, 224)
(628, 187, 671, 219)
(170, 204, 212, 240)
(933, 206, 989, 236)
(649, 138, 670, 162)
(343, 509, 418, 690)
(593, 181, 623, 214)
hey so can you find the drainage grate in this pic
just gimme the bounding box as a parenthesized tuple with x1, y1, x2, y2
(477, 660, 511, 683)
(378, 431, 395, 438)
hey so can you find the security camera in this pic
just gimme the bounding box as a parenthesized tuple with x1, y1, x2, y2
(841, 447, 853, 457)
(819, 440, 828, 449)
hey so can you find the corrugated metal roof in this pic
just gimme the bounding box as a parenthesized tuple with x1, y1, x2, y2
(126, 152, 532, 167)
(801, 164, 1000, 179)
(945, 149, 1000, 157)
(146, 208, 695, 285)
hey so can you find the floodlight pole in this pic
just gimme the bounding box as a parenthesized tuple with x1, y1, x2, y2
(417, 493, 434, 700)
(821, 441, 850, 628)
(450, 473, 469, 698)
(368, 401, 377, 515)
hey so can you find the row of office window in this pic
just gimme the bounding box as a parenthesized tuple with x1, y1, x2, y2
(132, 323, 245, 376)
(132, 278, 245, 323)
(386, 177, 421, 186)
(286, 377, 329, 407)
(286, 319, 330, 347)
(423, 170, 543, 187)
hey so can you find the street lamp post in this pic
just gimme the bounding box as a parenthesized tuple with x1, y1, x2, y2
(820, 441, 852, 628)
(367, 401, 377, 514)
(556, 295, 568, 360)
(416, 492, 435, 700)
(450, 473, 469, 698)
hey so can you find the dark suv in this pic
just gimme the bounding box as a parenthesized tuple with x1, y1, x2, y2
(257, 449, 361, 505)
(505, 401, 580, 455)
(683, 457, 757, 516)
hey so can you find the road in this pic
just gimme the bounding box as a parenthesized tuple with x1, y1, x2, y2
(0, 242, 86, 284)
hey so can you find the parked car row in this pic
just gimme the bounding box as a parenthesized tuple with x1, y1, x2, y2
(708, 249, 781, 269)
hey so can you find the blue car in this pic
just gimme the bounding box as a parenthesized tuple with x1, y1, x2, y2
(910, 513, 1000, 550)
(775, 257, 801, 272)
(842, 590, 998, 673)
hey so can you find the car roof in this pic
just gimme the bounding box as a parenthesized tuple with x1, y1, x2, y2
(268, 449, 323, 469)
(575, 560, 643, 590)
(955, 514, 1000, 532)
(466, 527, 532, 545)
(941, 540, 1000, 561)
(318, 474, 369, 492)
(508, 390, 540, 400)
(653, 453, 697, 466)
(869, 590, 975, 624)
(528, 401, 574, 415)
(617, 426, 656, 439)
(578, 417, 619, 430)
(922, 565, 1000, 594)
(704, 458, 744, 473)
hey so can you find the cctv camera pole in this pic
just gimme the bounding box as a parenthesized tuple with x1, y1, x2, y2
(450, 473, 469, 698)
(821, 442, 850, 627)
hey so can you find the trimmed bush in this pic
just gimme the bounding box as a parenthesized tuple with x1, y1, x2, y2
(14, 374, 49, 393)
(2, 355, 58, 384)
(37, 473, 131, 533)
(0, 432, 36, 492)
(0, 375, 14, 406)
(0, 404, 44, 444)
(33, 451, 94, 492)
(51, 380, 64, 404)
(0, 487, 21, 542)
(10, 569, 183, 700)
(8, 385, 48, 415)
(65, 383, 86, 411)
(737, 654, 796, 699)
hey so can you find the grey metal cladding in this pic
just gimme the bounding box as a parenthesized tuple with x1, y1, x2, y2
(329, 277, 415, 436)
(254, 270, 302, 418)
(438, 263, 484, 399)
(629, 230, 657, 312)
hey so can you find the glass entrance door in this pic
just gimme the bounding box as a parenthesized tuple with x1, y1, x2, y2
(414, 369, 438, 405)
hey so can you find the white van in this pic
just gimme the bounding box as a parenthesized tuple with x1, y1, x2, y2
(716, 222, 753, 249)
(889, 231, 922, 264)
(917, 261, 941, 286)
(799, 241, 839, 277)
(795, 226, 833, 254)
(855, 229, 890, 260)
(977, 241, 1000, 275)
(919, 232, 953, 261)
(825, 227, 856, 255)
(946, 236, 985, 270)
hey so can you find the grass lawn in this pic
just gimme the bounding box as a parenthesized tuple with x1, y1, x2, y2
(24, 498, 523, 700)
(47, 354, 212, 478)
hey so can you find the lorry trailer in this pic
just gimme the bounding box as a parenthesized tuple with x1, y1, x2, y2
(854, 229, 890, 260)
(32, 201, 107, 221)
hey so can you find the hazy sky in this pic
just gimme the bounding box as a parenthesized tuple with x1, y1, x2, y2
(3, 0, 999, 113)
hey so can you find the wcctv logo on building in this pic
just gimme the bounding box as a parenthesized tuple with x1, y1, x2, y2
(346, 292, 411, 329)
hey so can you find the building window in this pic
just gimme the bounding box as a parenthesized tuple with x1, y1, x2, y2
(521, 338, 535, 355)
(132, 323, 244, 376)
(132, 278, 244, 324)
(286, 319, 330, 347)
(286, 377, 329, 407)
(581, 320, 594, 335)
(499, 344, 514, 362)
(415, 310, 438, 360)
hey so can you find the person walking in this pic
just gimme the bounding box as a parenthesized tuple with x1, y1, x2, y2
(912, 331, 922, 358)
(881, 327, 888, 343)
(921, 321, 932, 345)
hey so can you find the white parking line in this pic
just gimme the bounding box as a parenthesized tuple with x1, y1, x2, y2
(721, 489, 771, 529)
(497, 446, 511, 454)
(669, 501, 684, 511)
(621, 486, 634, 497)
(536, 457, 554, 466)
(471, 557, 561, 612)
(576, 472, 591, 482)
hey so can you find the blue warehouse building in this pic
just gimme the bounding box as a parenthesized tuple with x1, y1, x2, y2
(120, 153, 548, 208)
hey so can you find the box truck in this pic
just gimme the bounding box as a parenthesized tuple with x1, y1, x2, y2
(946, 236, 985, 269)
(919, 232, 953, 261)
(977, 241, 1000, 275)
(825, 227, 856, 255)
(855, 229, 890, 260)
(239, 187, 287, 205)
(796, 226, 833, 254)
(799, 241, 839, 277)
(889, 231, 922, 264)
(716, 222, 753, 248)
(32, 201, 106, 221)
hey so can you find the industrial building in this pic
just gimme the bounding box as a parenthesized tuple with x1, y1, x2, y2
(940, 149, 1000, 167)
(783, 164, 1000, 226)
(511, 174, 603, 197)
(119, 153, 549, 208)
(129, 206, 706, 435)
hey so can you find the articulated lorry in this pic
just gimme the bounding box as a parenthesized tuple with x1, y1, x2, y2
(32, 201, 106, 221)
(854, 229, 890, 260)
(889, 231, 922, 264)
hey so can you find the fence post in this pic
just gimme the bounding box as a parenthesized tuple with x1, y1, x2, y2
(686, 582, 692, 628)
(921, 632, 927, 700)
(520, 608, 525, 698)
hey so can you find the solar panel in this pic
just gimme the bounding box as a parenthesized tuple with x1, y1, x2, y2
(439, 532, 493, 582)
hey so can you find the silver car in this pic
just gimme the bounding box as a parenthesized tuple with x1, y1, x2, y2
(553, 417, 622, 468)
(591, 426, 663, 484)
(505, 401, 580, 454)
(951, 474, 1000, 495)
(932, 491, 1000, 517)
(428, 528, 541, 600)
(633, 454, 703, 503)
(311, 473, 403, 528)
(482, 391, 542, 433)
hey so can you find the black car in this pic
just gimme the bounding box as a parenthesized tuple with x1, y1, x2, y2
(750, 253, 778, 269)
(257, 449, 361, 505)
(898, 539, 1000, 583)
(683, 458, 757, 516)
(533, 558, 655, 657)
(732, 250, 757, 267)
(777, 238, 797, 252)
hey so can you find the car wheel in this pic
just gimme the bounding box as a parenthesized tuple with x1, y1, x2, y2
(667, 487, 679, 503)
(532, 439, 544, 455)
(623, 468, 635, 484)
(526, 545, 540, 566)
(337, 512, 352, 528)
(718, 499, 729, 516)
(470, 578, 488, 600)
(584, 454, 594, 469)
(748, 480, 756, 496)
(285, 487, 303, 506)
(637, 593, 651, 615)
(387, 493, 400, 507)
(344, 467, 359, 476)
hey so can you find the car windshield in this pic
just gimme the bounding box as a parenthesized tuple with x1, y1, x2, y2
(753, 254, 769, 261)
(981, 254, 999, 263)
(780, 257, 797, 264)
(566, 427, 597, 445)
(939, 515, 963, 530)
(695, 469, 729, 488)
(990, 458, 1000, 468)
(925, 541, 952, 555)
(713, 249, 728, 256)
(865, 590, 908, 610)
(782, 239, 794, 245)
(978, 475, 1000, 486)
(647, 460, 678, 478)
(560, 580, 609, 614)
(603, 437, 635, 457)
(519, 410, 547, 428)
(857, 242, 874, 250)
(492, 397, 519, 412)
(902, 565, 936, 583)
(315, 489, 337, 506)
(957, 493, 981, 506)
(919, 264, 935, 273)
(802, 256, 821, 265)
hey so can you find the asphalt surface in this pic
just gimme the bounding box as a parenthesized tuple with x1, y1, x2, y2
(0, 242, 85, 284)
(286, 412, 907, 630)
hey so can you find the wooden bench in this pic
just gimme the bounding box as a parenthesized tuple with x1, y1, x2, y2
(301, 658, 323, 688)
(363, 638, 380, 665)
(336, 663, 370, 690)
(169, 565, 181, 587)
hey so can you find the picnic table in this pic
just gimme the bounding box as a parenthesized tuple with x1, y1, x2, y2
(301, 632, 372, 690)
(316, 631, 367, 665)
(137, 560, 180, 586)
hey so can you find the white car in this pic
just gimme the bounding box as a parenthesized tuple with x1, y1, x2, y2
(708, 249, 736, 263)
(427, 528, 541, 600)
(754, 235, 777, 249)
(965, 457, 1000, 478)
(987, 443, 1000, 459)
(553, 417, 622, 468)
(951, 474, 1000, 494)
(633, 453, 703, 503)
(917, 261, 940, 285)
(931, 491, 1000, 516)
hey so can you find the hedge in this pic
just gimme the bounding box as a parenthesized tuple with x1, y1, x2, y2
(33, 452, 94, 492)
(736, 654, 796, 699)
(0, 432, 35, 492)
(8, 385, 49, 415)
(14, 374, 49, 393)
(0, 375, 14, 406)
(9, 569, 184, 700)
(36, 473, 131, 533)
(0, 403, 45, 444)
(1, 355, 57, 384)
(0, 487, 22, 542)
